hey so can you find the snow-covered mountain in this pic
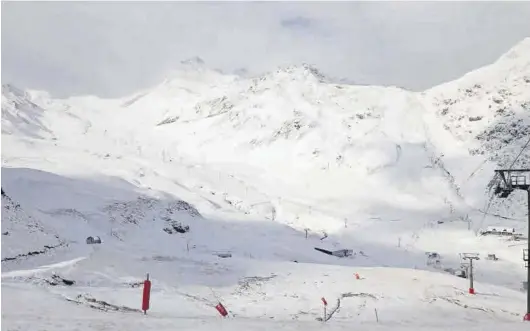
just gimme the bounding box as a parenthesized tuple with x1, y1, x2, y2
(424, 37, 530, 168)
(2, 38, 530, 330)
(1, 84, 55, 139)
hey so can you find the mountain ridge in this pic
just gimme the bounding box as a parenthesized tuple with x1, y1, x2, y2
(2, 37, 529, 236)
(3, 39, 528, 208)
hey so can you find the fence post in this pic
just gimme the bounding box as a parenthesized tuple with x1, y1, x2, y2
(321, 297, 328, 322)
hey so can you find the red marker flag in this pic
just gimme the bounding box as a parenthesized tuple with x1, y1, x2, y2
(142, 274, 151, 314)
(215, 302, 228, 317)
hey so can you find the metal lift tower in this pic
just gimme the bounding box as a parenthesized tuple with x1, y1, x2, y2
(493, 168, 530, 321)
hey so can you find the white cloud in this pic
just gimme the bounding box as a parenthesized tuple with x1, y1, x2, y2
(2, 2, 529, 98)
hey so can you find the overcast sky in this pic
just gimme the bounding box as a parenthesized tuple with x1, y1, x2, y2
(2, 2, 530, 98)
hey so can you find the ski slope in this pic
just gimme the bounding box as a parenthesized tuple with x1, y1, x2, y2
(2, 262, 529, 331)
(2, 37, 530, 330)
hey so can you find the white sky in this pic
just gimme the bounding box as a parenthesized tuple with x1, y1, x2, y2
(2, 1, 530, 98)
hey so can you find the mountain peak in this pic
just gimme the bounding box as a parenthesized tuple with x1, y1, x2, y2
(280, 63, 327, 78)
(180, 56, 206, 68)
(254, 63, 329, 85)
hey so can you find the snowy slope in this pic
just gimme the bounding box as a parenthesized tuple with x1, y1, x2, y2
(1, 187, 63, 262)
(2, 262, 529, 330)
(424, 38, 530, 171)
(119, 65, 468, 228)
(2, 38, 530, 330)
(423, 37, 530, 224)
(424, 37, 530, 167)
(1, 84, 55, 140)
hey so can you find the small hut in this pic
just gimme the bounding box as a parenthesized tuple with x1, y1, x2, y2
(86, 236, 102, 244)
